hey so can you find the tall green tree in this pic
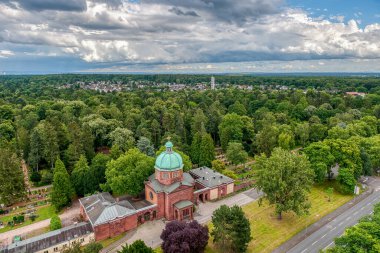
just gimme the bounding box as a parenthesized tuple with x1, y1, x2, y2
(226, 142, 248, 167)
(28, 127, 44, 171)
(254, 148, 314, 219)
(105, 148, 154, 196)
(51, 158, 74, 210)
(137, 137, 155, 157)
(89, 153, 111, 192)
(108, 127, 135, 152)
(0, 148, 25, 205)
(71, 155, 93, 196)
(199, 133, 215, 167)
(304, 142, 335, 183)
(219, 113, 244, 151)
(211, 205, 252, 253)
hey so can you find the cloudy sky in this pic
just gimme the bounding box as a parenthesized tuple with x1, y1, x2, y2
(0, 0, 380, 74)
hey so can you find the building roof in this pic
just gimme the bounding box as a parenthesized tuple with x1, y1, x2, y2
(155, 141, 183, 171)
(190, 167, 234, 188)
(147, 172, 194, 194)
(174, 200, 193, 209)
(79, 192, 137, 226)
(1, 222, 92, 253)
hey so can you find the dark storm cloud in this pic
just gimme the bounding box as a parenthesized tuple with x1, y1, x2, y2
(0, 0, 87, 12)
(144, 0, 284, 24)
(168, 7, 199, 17)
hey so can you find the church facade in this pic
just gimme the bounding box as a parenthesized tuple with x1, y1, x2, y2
(79, 141, 234, 241)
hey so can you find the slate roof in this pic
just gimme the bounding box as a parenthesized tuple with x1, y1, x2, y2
(147, 172, 194, 194)
(174, 200, 193, 209)
(79, 192, 137, 226)
(1, 222, 92, 253)
(190, 167, 234, 188)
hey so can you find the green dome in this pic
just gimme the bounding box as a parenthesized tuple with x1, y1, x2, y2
(155, 141, 183, 171)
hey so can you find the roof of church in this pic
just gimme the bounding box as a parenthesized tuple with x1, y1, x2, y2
(155, 141, 183, 171)
(190, 167, 234, 188)
(147, 173, 194, 193)
(79, 192, 137, 226)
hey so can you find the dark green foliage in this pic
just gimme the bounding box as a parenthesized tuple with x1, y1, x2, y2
(211, 205, 251, 253)
(191, 132, 215, 167)
(30, 171, 42, 183)
(0, 148, 25, 205)
(89, 153, 111, 192)
(51, 159, 75, 210)
(118, 240, 154, 253)
(71, 155, 93, 196)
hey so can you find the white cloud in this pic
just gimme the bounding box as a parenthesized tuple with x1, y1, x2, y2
(0, 0, 380, 66)
(0, 50, 14, 58)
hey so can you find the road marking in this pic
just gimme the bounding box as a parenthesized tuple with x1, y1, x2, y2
(353, 211, 358, 215)
(366, 203, 371, 206)
(346, 217, 351, 221)
(312, 240, 319, 246)
(323, 241, 334, 250)
(338, 222, 344, 226)
(300, 249, 308, 253)
(361, 207, 365, 210)
(331, 226, 336, 231)
(321, 234, 327, 239)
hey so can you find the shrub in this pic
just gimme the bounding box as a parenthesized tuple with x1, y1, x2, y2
(118, 240, 153, 253)
(50, 215, 62, 231)
(30, 171, 41, 183)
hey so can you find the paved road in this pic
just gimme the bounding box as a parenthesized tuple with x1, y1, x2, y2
(287, 179, 380, 253)
(103, 188, 262, 253)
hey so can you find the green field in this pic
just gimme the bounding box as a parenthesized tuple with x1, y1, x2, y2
(0, 205, 56, 233)
(206, 184, 353, 253)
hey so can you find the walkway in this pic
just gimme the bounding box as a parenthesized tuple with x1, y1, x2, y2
(101, 188, 261, 253)
(0, 200, 80, 246)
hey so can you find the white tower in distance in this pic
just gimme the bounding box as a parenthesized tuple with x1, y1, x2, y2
(211, 76, 215, 90)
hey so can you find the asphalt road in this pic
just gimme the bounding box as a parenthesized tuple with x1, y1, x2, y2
(288, 178, 380, 253)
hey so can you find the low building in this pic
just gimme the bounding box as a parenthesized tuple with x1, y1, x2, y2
(190, 167, 235, 203)
(79, 141, 235, 241)
(345, 92, 366, 97)
(0, 222, 93, 253)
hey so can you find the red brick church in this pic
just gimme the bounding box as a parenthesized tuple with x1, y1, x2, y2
(79, 141, 234, 241)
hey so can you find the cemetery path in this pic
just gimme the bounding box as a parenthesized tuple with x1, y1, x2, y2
(0, 200, 80, 246)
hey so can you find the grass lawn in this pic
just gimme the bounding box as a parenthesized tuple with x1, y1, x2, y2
(99, 233, 126, 248)
(206, 184, 353, 253)
(0, 205, 56, 233)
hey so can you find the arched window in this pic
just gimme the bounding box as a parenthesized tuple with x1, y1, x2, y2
(149, 191, 154, 200)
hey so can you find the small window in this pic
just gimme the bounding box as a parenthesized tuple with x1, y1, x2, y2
(149, 191, 153, 200)
(162, 173, 168, 179)
(80, 238, 84, 242)
(44, 251, 48, 253)
(54, 247, 58, 252)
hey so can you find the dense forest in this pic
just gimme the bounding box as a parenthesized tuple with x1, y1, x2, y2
(1, 74, 380, 208)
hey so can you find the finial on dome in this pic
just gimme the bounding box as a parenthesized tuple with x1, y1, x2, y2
(165, 138, 173, 153)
